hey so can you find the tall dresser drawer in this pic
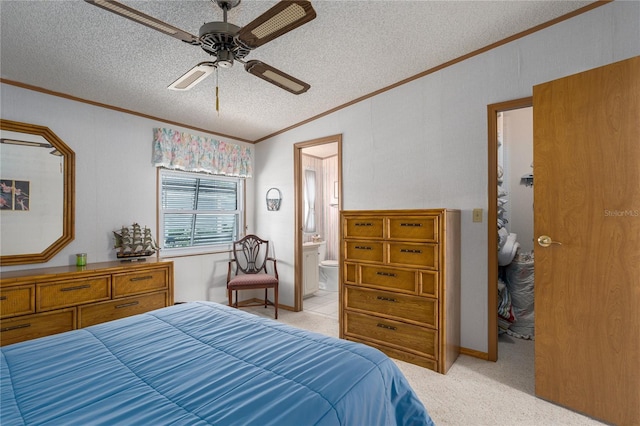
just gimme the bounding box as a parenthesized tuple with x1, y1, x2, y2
(420, 271, 439, 298)
(344, 241, 384, 263)
(37, 277, 111, 311)
(387, 216, 438, 242)
(345, 287, 437, 327)
(344, 311, 437, 359)
(387, 242, 438, 269)
(344, 263, 357, 284)
(0, 308, 76, 346)
(359, 265, 417, 292)
(0, 285, 35, 318)
(344, 217, 384, 239)
(78, 291, 168, 327)
(113, 268, 168, 297)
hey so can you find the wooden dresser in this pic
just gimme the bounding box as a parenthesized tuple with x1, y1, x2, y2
(0, 259, 173, 346)
(340, 209, 460, 374)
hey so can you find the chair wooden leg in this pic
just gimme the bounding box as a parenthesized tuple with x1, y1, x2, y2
(228, 287, 233, 307)
(264, 289, 268, 308)
(274, 286, 278, 320)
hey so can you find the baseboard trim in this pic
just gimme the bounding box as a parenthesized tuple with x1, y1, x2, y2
(460, 346, 491, 361)
(241, 297, 295, 312)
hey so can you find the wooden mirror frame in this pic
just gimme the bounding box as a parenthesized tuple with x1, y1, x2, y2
(0, 119, 75, 266)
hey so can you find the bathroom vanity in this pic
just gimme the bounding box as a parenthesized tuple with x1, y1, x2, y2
(302, 242, 321, 297)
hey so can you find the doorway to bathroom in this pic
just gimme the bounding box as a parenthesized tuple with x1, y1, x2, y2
(293, 135, 342, 313)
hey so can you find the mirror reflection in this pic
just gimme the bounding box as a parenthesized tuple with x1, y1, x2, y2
(303, 169, 316, 233)
(0, 120, 74, 266)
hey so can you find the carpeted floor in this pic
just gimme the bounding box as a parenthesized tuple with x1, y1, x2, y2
(244, 305, 605, 426)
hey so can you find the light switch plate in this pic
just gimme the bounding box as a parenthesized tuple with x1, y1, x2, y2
(473, 208, 483, 223)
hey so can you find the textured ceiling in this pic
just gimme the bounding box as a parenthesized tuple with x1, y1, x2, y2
(0, 0, 594, 143)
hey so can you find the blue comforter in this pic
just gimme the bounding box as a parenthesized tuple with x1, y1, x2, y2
(2, 301, 433, 425)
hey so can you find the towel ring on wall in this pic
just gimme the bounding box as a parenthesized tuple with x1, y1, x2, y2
(266, 188, 282, 211)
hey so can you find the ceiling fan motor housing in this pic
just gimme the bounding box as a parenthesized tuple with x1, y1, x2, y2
(198, 21, 250, 67)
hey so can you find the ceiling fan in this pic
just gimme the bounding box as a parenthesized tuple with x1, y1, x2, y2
(85, 0, 316, 95)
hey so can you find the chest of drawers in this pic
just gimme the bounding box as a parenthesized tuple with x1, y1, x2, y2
(340, 209, 460, 373)
(0, 259, 173, 346)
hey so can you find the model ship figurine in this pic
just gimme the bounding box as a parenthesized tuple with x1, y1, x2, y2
(114, 223, 159, 260)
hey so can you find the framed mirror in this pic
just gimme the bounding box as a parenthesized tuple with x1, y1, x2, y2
(0, 119, 75, 266)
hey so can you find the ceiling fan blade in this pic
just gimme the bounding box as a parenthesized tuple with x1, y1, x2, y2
(237, 0, 316, 49)
(168, 62, 216, 91)
(244, 60, 310, 95)
(84, 0, 199, 45)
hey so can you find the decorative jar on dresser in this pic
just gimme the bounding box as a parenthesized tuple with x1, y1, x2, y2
(340, 209, 460, 374)
(0, 259, 174, 346)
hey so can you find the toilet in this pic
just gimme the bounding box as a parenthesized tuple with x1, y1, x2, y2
(317, 241, 339, 292)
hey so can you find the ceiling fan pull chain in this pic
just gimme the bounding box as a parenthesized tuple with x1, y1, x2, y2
(216, 66, 220, 115)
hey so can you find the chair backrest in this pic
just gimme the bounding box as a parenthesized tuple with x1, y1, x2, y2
(232, 235, 270, 275)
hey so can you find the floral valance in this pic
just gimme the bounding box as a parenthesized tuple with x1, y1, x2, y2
(152, 128, 252, 178)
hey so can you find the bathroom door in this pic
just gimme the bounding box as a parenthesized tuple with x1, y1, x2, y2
(533, 56, 640, 425)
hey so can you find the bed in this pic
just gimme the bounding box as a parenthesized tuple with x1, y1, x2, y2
(1, 301, 433, 425)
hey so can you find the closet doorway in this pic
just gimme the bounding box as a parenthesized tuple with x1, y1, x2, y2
(293, 135, 342, 312)
(487, 98, 532, 361)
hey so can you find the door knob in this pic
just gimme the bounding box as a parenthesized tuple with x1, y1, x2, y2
(537, 235, 562, 247)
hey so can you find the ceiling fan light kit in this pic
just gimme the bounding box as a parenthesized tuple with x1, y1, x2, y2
(85, 0, 316, 96)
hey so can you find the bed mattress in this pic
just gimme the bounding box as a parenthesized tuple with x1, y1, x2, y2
(1, 301, 433, 425)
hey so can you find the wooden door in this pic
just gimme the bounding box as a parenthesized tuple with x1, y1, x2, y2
(533, 56, 640, 425)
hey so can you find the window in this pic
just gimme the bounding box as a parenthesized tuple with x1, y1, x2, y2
(159, 169, 244, 253)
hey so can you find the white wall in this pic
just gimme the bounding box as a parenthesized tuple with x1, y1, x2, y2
(253, 1, 640, 353)
(0, 84, 255, 305)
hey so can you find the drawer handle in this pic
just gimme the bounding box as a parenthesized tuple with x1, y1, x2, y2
(60, 284, 90, 292)
(376, 271, 397, 277)
(400, 223, 423, 227)
(1, 323, 31, 332)
(130, 275, 153, 282)
(354, 246, 373, 250)
(0, 296, 6, 301)
(355, 222, 373, 227)
(377, 323, 397, 331)
(400, 249, 423, 254)
(116, 301, 140, 309)
(377, 296, 398, 303)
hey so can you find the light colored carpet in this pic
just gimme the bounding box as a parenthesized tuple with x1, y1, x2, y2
(244, 306, 605, 426)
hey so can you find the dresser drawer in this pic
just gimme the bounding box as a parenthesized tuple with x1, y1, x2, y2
(0, 308, 76, 346)
(387, 216, 438, 242)
(359, 265, 417, 293)
(387, 242, 438, 269)
(0, 285, 35, 318)
(343, 217, 384, 239)
(113, 268, 168, 297)
(346, 337, 438, 372)
(344, 241, 384, 263)
(344, 311, 437, 359)
(78, 291, 168, 328)
(345, 287, 437, 327)
(420, 271, 438, 298)
(37, 277, 111, 311)
(343, 262, 357, 285)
